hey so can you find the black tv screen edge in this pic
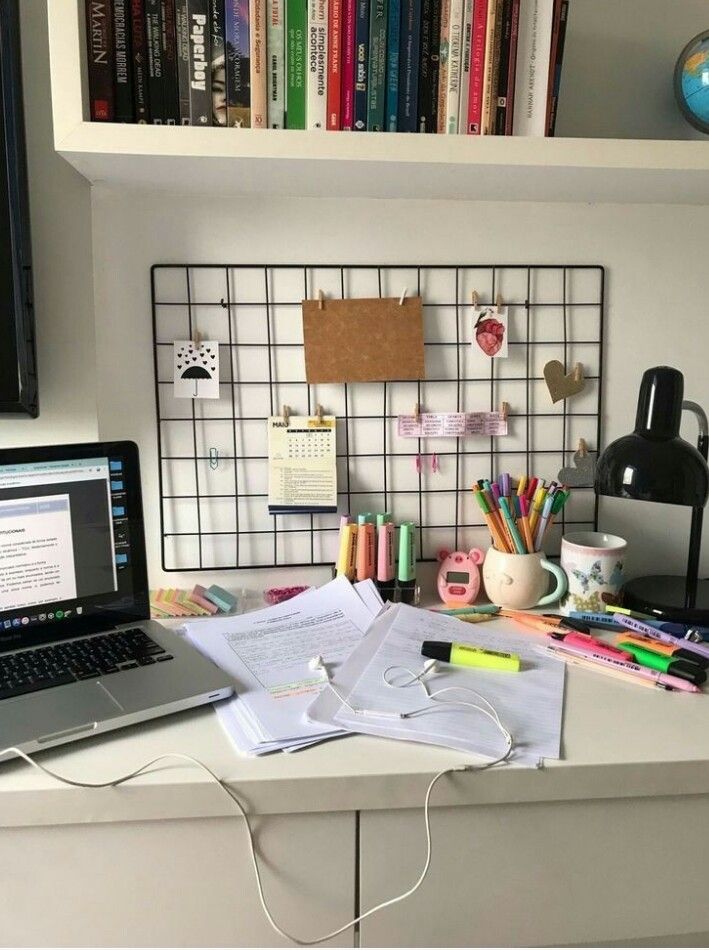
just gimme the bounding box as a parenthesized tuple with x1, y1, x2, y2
(0, 0, 37, 417)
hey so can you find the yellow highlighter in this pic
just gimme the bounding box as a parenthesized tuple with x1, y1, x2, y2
(421, 640, 521, 672)
(336, 523, 358, 580)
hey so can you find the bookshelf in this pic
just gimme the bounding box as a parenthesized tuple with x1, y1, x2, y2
(48, 1, 709, 204)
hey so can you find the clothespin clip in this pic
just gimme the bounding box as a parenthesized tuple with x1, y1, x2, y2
(318, 289, 325, 311)
(577, 437, 588, 457)
(192, 328, 201, 347)
(209, 447, 219, 470)
(315, 403, 325, 425)
(414, 403, 422, 425)
(472, 290, 480, 308)
(496, 292, 504, 310)
(573, 362, 583, 382)
(282, 404, 291, 426)
(501, 401, 510, 421)
(399, 287, 407, 306)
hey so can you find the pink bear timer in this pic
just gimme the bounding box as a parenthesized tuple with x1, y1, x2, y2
(436, 548, 485, 606)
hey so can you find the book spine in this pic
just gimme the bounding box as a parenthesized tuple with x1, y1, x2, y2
(397, 0, 420, 132)
(145, 0, 165, 121)
(385, 0, 400, 131)
(211, 0, 227, 124)
(546, 0, 568, 136)
(250, 0, 267, 126)
(130, 0, 150, 121)
(512, 0, 554, 136)
(161, 0, 181, 123)
(353, 0, 369, 130)
(86, 0, 115, 120)
(267, 0, 286, 127)
(444, 0, 464, 133)
(341, 0, 356, 128)
(186, 0, 211, 124)
(466, 0, 487, 133)
(493, 0, 512, 134)
(480, 0, 499, 134)
(457, 0, 473, 132)
(366, 0, 387, 130)
(226, 0, 251, 126)
(286, 0, 307, 127)
(417, 0, 439, 133)
(113, 0, 134, 121)
(503, 0, 519, 134)
(176, 0, 191, 122)
(435, 0, 449, 133)
(326, 0, 343, 129)
(307, 0, 328, 128)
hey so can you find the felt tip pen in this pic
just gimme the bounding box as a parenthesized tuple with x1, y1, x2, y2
(356, 522, 375, 582)
(616, 642, 706, 686)
(614, 633, 709, 669)
(550, 631, 633, 662)
(336, 523, 358, 580)
(422, 640, 520, 672)
(376, 522, 396, 600)
(546, 642, 700, 692)
(569, 611, 627, 631)
(436, 605, 501, 616)
(612, 614, 709, 662)
(397, 522, 416, 605)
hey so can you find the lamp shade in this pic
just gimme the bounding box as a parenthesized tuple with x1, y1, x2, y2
(595, 367, 709, 507)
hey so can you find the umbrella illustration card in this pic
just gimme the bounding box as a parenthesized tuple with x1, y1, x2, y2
(173, 341, 220, 399)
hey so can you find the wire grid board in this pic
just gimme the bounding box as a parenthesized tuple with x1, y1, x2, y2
(152, 264, 604, 571)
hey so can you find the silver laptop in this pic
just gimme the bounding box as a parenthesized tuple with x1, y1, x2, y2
(0, 441, 234, 761)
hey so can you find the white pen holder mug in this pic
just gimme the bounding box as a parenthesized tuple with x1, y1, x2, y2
(482, 547, 568, 611)
(559, 531, 627, 616)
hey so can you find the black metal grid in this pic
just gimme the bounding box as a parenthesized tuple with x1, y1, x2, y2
(151, 264, 605, 571)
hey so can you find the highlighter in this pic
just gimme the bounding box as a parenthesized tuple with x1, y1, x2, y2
(376, 522, 396, 600)
(615, 633, 709, 669)
(336, 523, 358, 580)
(397, 521, 416, 604)
(422, 640, 520, 672)
(357, 512, 375, 525)
(356, 522, 375, 581)
(376, 512, 393, 528)
(617, 642, 706, 686)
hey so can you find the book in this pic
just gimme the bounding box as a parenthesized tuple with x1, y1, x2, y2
(286, 0, 307, 128)
(398, 0, 421, 132)
(444, 0, 464, 133)
(366, 0, 387, 130)
(435, 0, 449, 133)
(187, 0, 212, 124)
(226, 0, 251, 126)
(113, 0, 134, 121)
(161, 0, 181, 124)
(250, 0, 267, 127)
(326, 0, 343, 129)
(502, 0, 519, 134)
(493, 0, 513, 135)
(417, 0, 440, 133)
(176, 1, 191, 122)
(341, 0, 356, 129)
(145, 0, 165, 121)
(546, 0, 568, 136)
(353, 0, 369, 131)
(267, 0, 286, 127)
(457, 0, 473, 133)
(480, 0, 501, 135)
(307, 0, 328, 129)
(466, 0, 487, 133)
(211, 0, 227, 124)
(512, 0, 554, 135)
(385, 0, 400, 131)
(85, 0, 114, 120)
(130, 0, 150, 121)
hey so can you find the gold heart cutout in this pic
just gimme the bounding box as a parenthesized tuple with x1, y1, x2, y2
(543, 360, 585, 404)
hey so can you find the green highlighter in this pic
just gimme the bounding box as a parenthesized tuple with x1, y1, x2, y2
(618, 642, 706, 687)
(397, 522, 416, 605)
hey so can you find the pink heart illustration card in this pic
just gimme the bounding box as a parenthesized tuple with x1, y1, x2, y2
(471, 305, 508, 360)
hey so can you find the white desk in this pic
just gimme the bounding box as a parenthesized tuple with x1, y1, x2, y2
(1, 651, 709, 946)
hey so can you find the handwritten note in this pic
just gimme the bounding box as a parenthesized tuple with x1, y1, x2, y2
(397, 411, 508, 438)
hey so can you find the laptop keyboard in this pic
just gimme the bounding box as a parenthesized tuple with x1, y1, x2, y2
(0, 629, 174, 702)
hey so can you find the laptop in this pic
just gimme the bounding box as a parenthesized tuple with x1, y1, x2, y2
(0, 441, 234, 762)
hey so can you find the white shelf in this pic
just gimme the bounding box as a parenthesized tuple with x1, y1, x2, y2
(48, 0, 709, 203)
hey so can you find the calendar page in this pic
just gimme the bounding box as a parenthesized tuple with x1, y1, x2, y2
(267, 416, 338, 515)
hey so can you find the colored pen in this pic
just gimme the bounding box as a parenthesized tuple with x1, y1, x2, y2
(499, 497, 526, 554)
(616, 641, 706, 685)
(545, 642, 700, 692)
(356, 522, 375, 582)
(397, 521, 417, 605)
(633, 619, 709, 642)
(422, 640, 520, 672)
(545, 647, 672, 692)
(436, 605, 501, 616)
(499, 610, 559, 634)
(569, 611, 626, 631)
(612, 614, 709, 662)
(550, 631, 633, 662)
(336, 523, 358, 580)
(541, 614, 592, 634)
(376, 522, 396, 600)
(614, 633, 709, 668)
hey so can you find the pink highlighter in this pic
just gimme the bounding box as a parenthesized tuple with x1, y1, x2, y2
(376, 522, 396, 601)
(356, 522, 376, 582)
(557, 631, 633, 662)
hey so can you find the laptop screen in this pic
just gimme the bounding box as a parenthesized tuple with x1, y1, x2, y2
(0, 442, 149, 650)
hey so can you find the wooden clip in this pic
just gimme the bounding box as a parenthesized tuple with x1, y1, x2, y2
(577, 437, 588, 457)
(282, 404, 291, 426)
(399, 287, 407, 306)
(192, 328, 201, 347)
(496, 293, 504, 310)
(573, 362, 583, 382)
(318, 289, 325, 310)
(414, 403, 422, 425)
(315, 403, 325, 425)
(501, 401, 510, 421)
(472, 290, 479, 308)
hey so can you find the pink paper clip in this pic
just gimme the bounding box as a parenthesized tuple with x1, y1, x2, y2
(431, 453, 439, 473)
(415, 454, 422, 473)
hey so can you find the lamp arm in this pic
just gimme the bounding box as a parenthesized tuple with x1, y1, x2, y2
(682, 401, 709, 462)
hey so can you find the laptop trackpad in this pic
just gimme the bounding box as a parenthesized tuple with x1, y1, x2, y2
(14, 684, 124, 745)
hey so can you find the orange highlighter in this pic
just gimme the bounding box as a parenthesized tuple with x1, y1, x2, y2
(356, 522, 376, 581)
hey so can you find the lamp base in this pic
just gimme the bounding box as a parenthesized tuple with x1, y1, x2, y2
(620, 574, 709, 625)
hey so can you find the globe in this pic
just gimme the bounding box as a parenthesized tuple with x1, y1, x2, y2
(674, 31, 709, 133)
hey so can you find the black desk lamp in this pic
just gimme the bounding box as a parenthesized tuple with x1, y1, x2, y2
(595, 366, 709, 624)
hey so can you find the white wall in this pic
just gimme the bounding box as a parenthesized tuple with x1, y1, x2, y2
(91, 190, 709, 591)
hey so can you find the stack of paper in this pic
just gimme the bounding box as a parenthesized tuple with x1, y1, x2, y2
(183, 577, 384, 755)
(308, 603, 565, 767)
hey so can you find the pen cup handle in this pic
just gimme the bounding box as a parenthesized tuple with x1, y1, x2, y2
(536, 560, 568, 607)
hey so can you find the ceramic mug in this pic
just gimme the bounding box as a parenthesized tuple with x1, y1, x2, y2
(482, 547, 568, 610)
(559, 531, 627, 616)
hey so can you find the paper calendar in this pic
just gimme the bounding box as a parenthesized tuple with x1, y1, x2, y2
(267, 416, 338, 515)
